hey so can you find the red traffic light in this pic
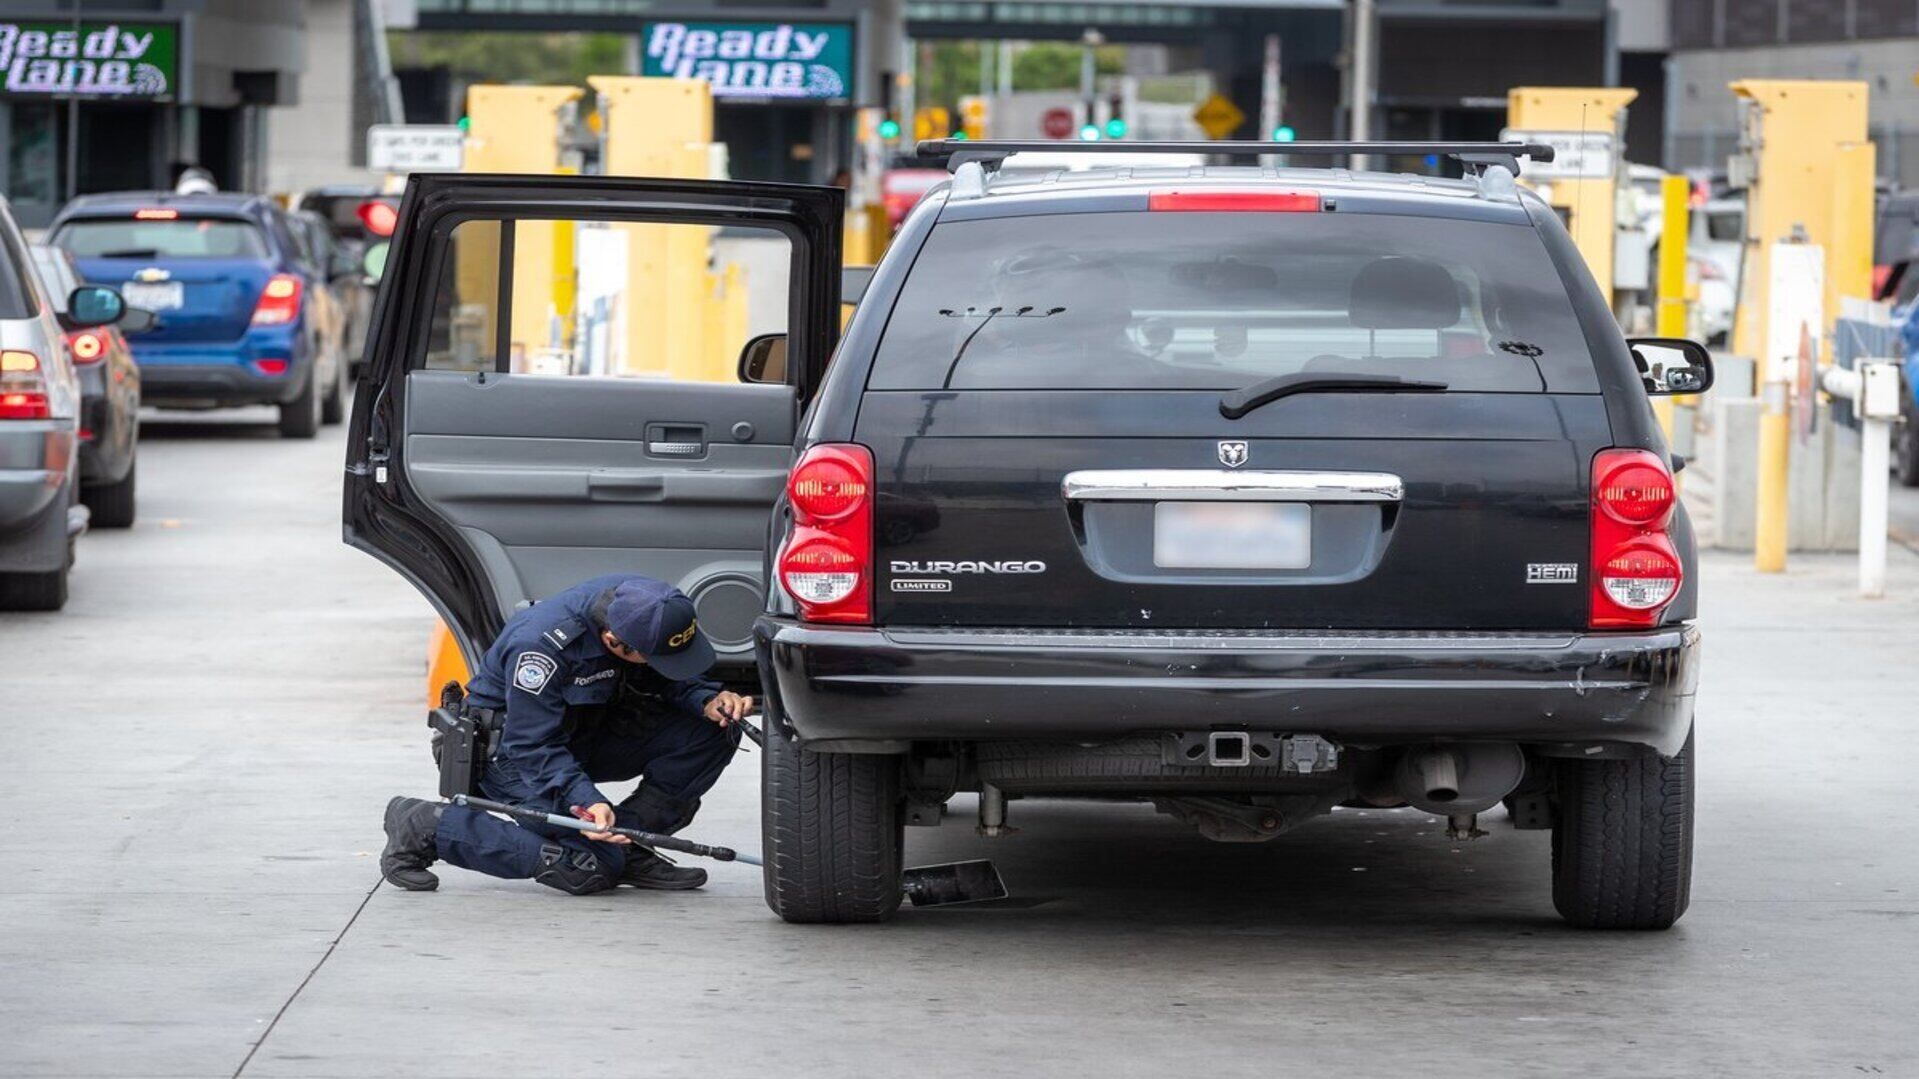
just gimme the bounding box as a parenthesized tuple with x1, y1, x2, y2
(356, 199, 399, 238)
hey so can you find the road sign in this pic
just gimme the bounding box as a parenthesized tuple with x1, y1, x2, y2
(1041, 107, 1076, 140)
(366, 125, 465, 172)
(1499, 128, 1614, 180)
(1193, 94, 1245, 140)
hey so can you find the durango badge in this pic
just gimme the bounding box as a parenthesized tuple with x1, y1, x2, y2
(1217, 440, 1249, 468)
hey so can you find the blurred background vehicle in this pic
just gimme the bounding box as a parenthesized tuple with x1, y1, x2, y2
(26, 245, 141, 529)
(288, 208, 369, 381)
(1, 195, 122, 610)
(48, 192, 349, 440)
(293, 185, 385, 362)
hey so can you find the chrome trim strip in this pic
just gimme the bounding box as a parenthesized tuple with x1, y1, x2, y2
(1060, 469, 1404, 503)
(881, 628, 1579, 651)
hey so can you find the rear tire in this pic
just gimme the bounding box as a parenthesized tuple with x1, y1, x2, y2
(1551, 730, 1694, 930)
(278, 364, 320, 439)
(320, 352, 347, 426)
(762, 719, 904, 924)
(82, 460, 136, 529)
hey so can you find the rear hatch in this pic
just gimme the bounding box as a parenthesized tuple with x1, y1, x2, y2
(53, 213, 275, 346)
(853, 198, 1612, 630)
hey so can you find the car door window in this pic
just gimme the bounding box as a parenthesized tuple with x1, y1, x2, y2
(417, 216, 792, 383)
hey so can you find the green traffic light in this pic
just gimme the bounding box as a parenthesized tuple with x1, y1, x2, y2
(878, 118, 902, 139)
(1078, 124, 1101, 142)
(950, 130, 968, 140)
(457, 115, 471, 133)
(1104, 118, 1127, 139)
(1272, 125, 1296, 143)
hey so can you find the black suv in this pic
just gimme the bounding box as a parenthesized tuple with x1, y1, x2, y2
(346, 141, 1708, 930)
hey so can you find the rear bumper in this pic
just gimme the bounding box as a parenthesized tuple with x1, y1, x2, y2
(755, 620, 1701, 757)
(129, 332, 308, 406)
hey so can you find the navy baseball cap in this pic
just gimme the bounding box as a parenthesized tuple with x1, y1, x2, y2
(602, 578, 715, 680)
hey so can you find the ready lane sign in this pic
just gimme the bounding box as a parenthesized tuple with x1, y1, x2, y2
(0, 21, 177, 98)
(367, 125, 465, 173)
(1500, 129, 1615, 180)
(642, 21, 853, 101)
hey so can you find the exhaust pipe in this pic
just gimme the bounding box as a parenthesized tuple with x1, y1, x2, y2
(1393, 744, 1525, 816)
(1414, 749, 1461, 804)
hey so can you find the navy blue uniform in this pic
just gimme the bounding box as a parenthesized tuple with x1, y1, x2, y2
(432, 575, 740, 893)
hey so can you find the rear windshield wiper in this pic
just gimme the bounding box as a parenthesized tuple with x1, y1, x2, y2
(1220, 373, 1449, 419)
(97, 248, 161, 259)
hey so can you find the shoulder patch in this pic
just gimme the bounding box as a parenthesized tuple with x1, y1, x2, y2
(512, 651, 559, 694)
(541, 618, 587, 651)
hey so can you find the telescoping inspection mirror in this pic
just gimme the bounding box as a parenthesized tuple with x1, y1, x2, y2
(1626, 337, 1715, 396)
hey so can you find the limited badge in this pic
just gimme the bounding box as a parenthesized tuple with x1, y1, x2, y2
(513, 651, 558, 693)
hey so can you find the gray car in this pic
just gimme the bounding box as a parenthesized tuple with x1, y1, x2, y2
(0, 194, 126, 610)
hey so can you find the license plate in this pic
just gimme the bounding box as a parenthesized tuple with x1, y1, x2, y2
(122, 281, 183, 310)
(1153, 501, 1312, 570)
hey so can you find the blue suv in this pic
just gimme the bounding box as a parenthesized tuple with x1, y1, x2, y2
(49, 192, 350, 438)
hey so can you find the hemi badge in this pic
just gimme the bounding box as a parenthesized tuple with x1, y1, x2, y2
(1526, 563, 1579, 584)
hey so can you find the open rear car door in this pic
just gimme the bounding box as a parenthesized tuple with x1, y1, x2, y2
(344, 173, 842, 674)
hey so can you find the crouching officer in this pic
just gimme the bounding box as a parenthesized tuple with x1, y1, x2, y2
(379, 574, 752, 895)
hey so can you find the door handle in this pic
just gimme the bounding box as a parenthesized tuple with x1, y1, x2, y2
(646, 440, 705, 457)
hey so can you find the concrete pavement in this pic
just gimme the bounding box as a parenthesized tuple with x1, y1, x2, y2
(3, 406, 1918, 1077)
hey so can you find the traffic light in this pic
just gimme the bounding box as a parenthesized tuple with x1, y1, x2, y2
(878, 117, 901, 140)
(1105, 93, 1126, 139)
(1104, 117, 1127, 139)
(1078, 123, 1102, 142)
(1271, 124, 1296, 143)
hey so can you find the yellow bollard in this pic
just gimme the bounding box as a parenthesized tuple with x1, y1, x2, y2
(1651, 173, 1691, 443)
(1755, 381, 1791, 573)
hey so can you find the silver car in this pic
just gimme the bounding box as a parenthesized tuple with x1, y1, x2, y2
(0, 194, 125, 611)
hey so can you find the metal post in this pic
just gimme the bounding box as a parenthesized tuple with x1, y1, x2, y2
(1349, 0, 1376, 170)
(64, 0, 82, 200)
(1079, 28, 1103, 132)
(998, 40, 1014, 99)
(1259, 33, 1282, 166)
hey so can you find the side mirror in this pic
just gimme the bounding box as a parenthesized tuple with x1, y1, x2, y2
(1626, 336, 1715, 396)
(738, 333, 788, 384)
(65, 285, 125, 329)
(117, 306, 158, 334)
(841, 265, 875, 307)
(361, 240, 390, 286)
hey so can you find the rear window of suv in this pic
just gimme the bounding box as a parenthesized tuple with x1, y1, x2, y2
(868, 210, 1599, 393)
(54, 216, 270, 260)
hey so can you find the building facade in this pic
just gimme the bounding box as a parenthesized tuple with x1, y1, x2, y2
(0, 1, 309, 227)
(1666, 0, 1919, 186)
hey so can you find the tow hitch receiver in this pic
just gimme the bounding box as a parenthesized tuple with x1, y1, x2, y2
(1162, 731, 1341, 772)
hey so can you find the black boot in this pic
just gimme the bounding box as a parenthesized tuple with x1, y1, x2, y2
(614, 786, 707, 890)
(618, 847, 707, 890)
(381, 796, 443, 891)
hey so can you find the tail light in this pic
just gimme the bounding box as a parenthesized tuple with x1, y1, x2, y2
(0, 350, 51, 420)
(1590, 449, 1681, 628)
(67, 330, 107, 364)
(251, 274, 303, 326)
(776, 443, 874, 624)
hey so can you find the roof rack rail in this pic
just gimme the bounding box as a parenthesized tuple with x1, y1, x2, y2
(916, 139, 1554, 177)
